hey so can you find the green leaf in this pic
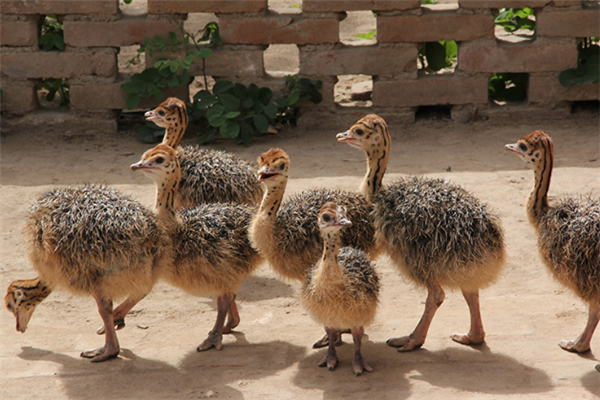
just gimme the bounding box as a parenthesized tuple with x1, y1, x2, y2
(141, 68, 162, 82)
(559, 54, 600, 87)
(259, 87, 273, 105)
(219, 93, 241, 111)
(253, 114, 269, 134)
(168, 31, 178, 45)
(137, 125, 164, 143)
(286, 91, 300, 106)
(208, 114, 227, 127)
(225, 111, 241, 119)
(194, 90, 217, 102)
(120, 81, 144, 94)
(424, 41, 447, 71)
(213, 80, 233, 94)
(233, 83, 248, 99)
(355, 29, 376, 40)
(149, 84, 163, 100)
(196, 48, 213, 59)
(239, 121, 254, 145)
(445, 40, 457, 60)
(206, 104, 225, 118)
(248, 83, 260, 100)
(167, 75, 179, 87)
(152, 35, 166, 48)
(169, 60, 180, 73)
(126, 94, 141, 110)
(178, 70, 191, 86)
(241, 97, 254, 108)
(53, 34, 65, 51)
(220, 120, 240, 138)
(263, 103, 278, 120)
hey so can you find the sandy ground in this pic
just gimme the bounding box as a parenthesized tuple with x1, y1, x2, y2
(1, 109, 599, 399)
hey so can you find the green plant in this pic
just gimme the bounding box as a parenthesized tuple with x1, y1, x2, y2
(494, 8, 535, 33)
(559, 37, 600, 87)
(39, 78, 70, 106)
(275, 75, 323, 124)
(355, 30, 376, 40)
(39, 15, 64, 51)
(419, 41, 457, 72)
(489, 73, 528, 102)
(421, 0, 438, 4)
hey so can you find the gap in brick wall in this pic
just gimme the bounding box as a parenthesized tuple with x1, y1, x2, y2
(118, 45, 145, 74)
(268, 0, 302, 13)
(264, 44, 300, 77)
(571, 100, 600, 115)
(185, 13, 219, 38)
(420, 0, 458, 11)
(489, 73, 529, 105)
(340, 11, 377, 46)
(494, 8, 536, 44)
(189, 76, 216, 102)
(415, 105, 451, 121)
(335, 75, 373, 108)
(417, 41, 457, 75)
(36, 78, 70, 109)
(120, 0, 148, 14)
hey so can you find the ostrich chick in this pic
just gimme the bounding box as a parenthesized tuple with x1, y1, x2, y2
(506, 130, 600, 358)
(145, 97, 263, 207)
(5, 184, 169, 362)
(131, 144, 263, 351)
(302, 202, 379, 376)
(337, 115, 506, 351)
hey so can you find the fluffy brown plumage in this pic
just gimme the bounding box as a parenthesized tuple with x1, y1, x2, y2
(337, 114, 506, 351)
(506, 130, 600, 358)
(302, 202, 379, 376)
(145, 97, 263, 207)
(5, 183, 170, 362)
(131, 144, 263, 351)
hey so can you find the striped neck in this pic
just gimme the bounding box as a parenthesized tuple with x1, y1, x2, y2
(527, 140, 553, 228)
(258, 179, 287, 219)
(313, 231, 344, 284)
(161, 108, 188, 148)
(155, 165, 181, 226)
(360, 122, 390, 200)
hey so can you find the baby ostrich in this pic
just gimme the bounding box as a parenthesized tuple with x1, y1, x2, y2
(249, 148, 381, 347)
(130, 144, 263, 351)
(337, 115, 506, 351)
(301, 202, 379, 376)
(4, 184, 170, 362)
(145, 97, 263, 207)
(506, 130, 600, 360)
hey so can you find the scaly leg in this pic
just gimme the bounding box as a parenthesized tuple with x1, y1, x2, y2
(81, 288, 120, 362)
(197, 293, 233, 352)
(312, 328, 347, 349)
(318, 327, 338, 371)
(223, 295, 240, 333)
(351, 326, 373, 376)
(387, 283, 445, 352)
(451, 289, 485, 345)
(96, 294, 146, 335)
(559, 301, 600, 353)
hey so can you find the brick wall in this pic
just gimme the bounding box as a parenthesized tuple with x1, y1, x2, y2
(1, 0, 598, 130)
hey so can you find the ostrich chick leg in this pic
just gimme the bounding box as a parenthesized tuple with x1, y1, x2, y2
(451, 290, 485, 345)
(559, 302, 600, 353)
(197, 293, 234, 351)
(312, 329, 346, 349)
(351, 326, 373, 376)
(96, 295, 146, 335)
(318, 327, 339, 371)
(81, 288, 120, 362)
(388, 283, 445, 352)
(223, 296, 240, 333)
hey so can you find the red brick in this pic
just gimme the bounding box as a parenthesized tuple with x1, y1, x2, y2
(538, 9, 600, 37)
(70, 78, 189, 110)
(1, 50, 117, 79)
(529, 76, 600, 102)
(373, 75, 489, 106)
(300, 44, 417, 76)
(0, 78, 38, 115)
(1, 19, 38, 47)
(63, 16, 179, 47)
(148, 0, 266, 14)
(1, 0, 118, 15)
(220, 15, 339, 45)
(378, 12, 494, 43)
(190, 46, 264, 77)
(458, 0, 550, 8)
(303, 0, 420, 12)
(458, 39, 577, 73)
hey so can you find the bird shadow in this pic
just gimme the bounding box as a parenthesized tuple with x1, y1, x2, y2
(292, 338, 554, 398)
(581, 368, 600, 397)
(18, 338, 306, 400)
(236, 275, 296, 301)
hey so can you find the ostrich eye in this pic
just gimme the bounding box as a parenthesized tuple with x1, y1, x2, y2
(519, 143, 527, 152)
(279, 163, 285, 170)
(322, 214, 332, 223)
(355, 128, 364, 136)
(157, 110, 166, 117)
(155, 157, 164, 164)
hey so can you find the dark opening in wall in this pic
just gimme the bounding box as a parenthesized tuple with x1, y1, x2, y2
(36, 78, 70, 108)
(185, 13, 220, 35)
(415, 105, 451, 121)
(334, 75, 373, 107)
(268, 0, 302, 12)
(189, 75, 216, 102)
(119, 0, 147, 15)
(417, 41, 457, 75)
(571, 100, 600, 115)
(340, 11, 377, 46)
(494, 8, 536, 43)
(118, 45, 145, 74)
(264, 44, 300, 77)
(488, 73, 529, 105)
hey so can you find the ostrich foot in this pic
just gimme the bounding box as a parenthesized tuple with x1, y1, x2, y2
(387, 335, 423, 352)
(313, 329, 345, 349)
(197, 331, 223, 352)
(97, 318, 126, 335)
(352, 356, 373, 376)
(223, 315, 239, 334)
(318, 354, 338, 371)
(80, 345, 119, 362)
(451, 332, 485, 345)
(558, 339, 590, 353)
(595, 364, 600, 372)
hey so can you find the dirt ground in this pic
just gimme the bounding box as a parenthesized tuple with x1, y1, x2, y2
(1, 108, 599, 399)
